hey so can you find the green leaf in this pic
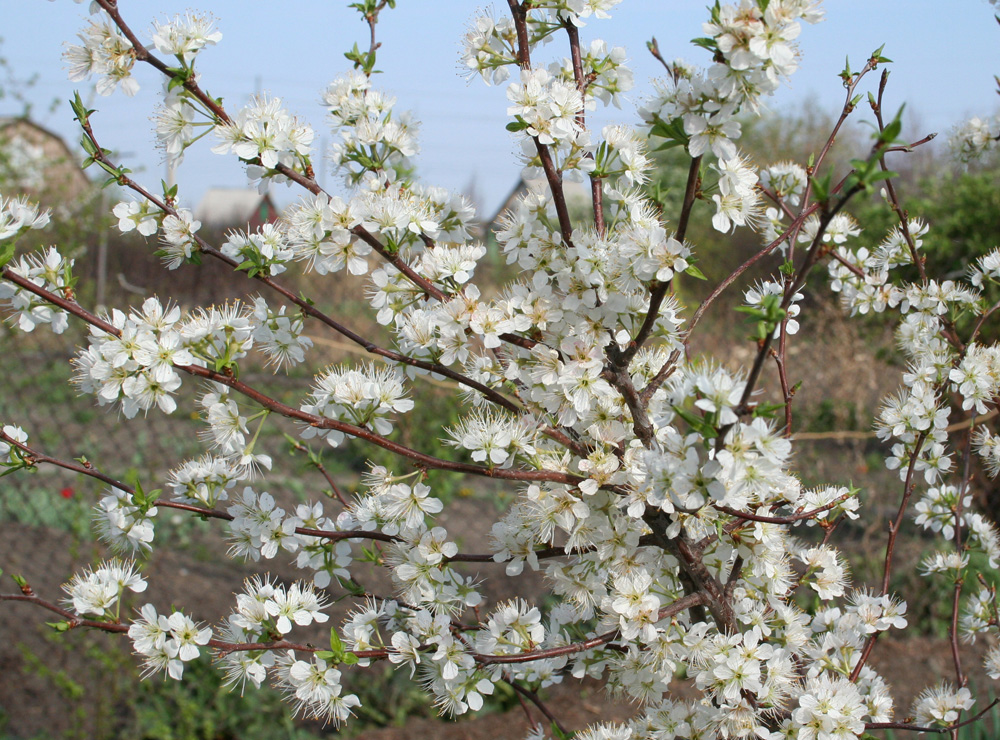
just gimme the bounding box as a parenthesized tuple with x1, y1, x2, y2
(650, 116, 689, 145)
(46, 621, 72, 633)
(871, 44, 892, 64)
(69, 91, 94, 124)
(0, 241, 16, 269)
(878, 105, 905, 147)
(751, 402, 785, 418)
(550, 719, 575, 740)
(735, 305, 767, 319)
(336, 576, 366, 598)
(341, 652, 360, 666)
(810, 172, 830, 204)
(840, 56, 853, 82)
(162, 180, 179, 201)
(329, 626, 345, 656)
(95, 159, 119, 178)
(684, 264, 707, 280)
(506, 119, 530, 132)
(672, 404, 714, 438)
(868, 169, 898, 184)
(0, 463, 28, 478)
(654, 139, 686, 152)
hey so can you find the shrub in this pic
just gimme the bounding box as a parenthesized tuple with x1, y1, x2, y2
(3, 2, 1000, 739)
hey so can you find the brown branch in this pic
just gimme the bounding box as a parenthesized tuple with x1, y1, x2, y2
(850, 431, 928, 682)
(87, 127, 554, 431)
(789, 57, 879, 260)
(93, 0, 231, 127)
(714, 493, 851, 525)
(646, 38, 672, 74)
(474, 592, 706, 665)
(947, 417, 978, 689)
(2, 267, 584, 486)
(969, 300, 1000, 347)
(870, 69, 928, 282)
(637, 349, 680, 405)
(0, 427, 598, 567)
(358, 0, 391, 78)
(644, 509, 734, 631)
(714, 188, 862, 450)
(0, 272, 584, 488)
(564, 20, 605, 237)
(91, 0, 525, 338)
(686, 192, 830, 338)
(618, 156, 701, 369)
(288, 439, 351, 508)
(0, 593, 131, 634)
(768, 351, 791, 439)
(867, 698, 1000, 734)
(3, 589, 705, 670)
(505, 0, 575, 248)
(84, 3, 585, 458)
(505, 680, 570, 737)
(506, 0, 531, 67)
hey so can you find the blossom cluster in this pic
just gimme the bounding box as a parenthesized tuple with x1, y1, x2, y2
(150, 12, 221, 65)
(128, 603, 213, 680)
(0, 246, 70, 334)
(0, 424, 28, 465)
(950, 114, 1000, 162)
(213, 576, 354, 725)
(70, 294, 309, 425)
(299, 362, 413, 447)
(62, 558, 147, 618)
(63, 15, 138, 97)
(212, 93, 314, 188)
(273, 651, 361, 725)
(640, 3, 823, 160)
(324, 70, 419, 184)
(93, 486, 158, 553)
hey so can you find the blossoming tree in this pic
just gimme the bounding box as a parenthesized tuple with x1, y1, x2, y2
(3, 0, 1000, 738)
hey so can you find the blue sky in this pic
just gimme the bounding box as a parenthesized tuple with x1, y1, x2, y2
(2, 1, 999, 215)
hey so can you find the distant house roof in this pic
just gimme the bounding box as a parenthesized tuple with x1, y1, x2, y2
(194, 188, 279, 230)
(0, 116, 92, 201)
(0, 116, 73, 147)
(486, 176, 592, 236)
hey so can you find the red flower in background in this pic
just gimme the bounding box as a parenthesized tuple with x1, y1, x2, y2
(59, 487, 74, 499)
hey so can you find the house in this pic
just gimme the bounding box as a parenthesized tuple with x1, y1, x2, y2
(193, 188, 280, 232)
(0, 117, 93, 203)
